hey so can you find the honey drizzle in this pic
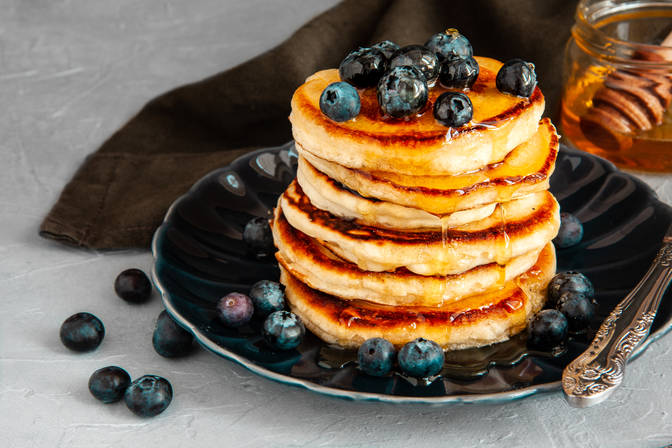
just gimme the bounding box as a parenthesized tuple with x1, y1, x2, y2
(494, 204, 511, 288)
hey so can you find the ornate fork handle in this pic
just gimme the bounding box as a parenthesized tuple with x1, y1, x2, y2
(562, 239, 672, 408)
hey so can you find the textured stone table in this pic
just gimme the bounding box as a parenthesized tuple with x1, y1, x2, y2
(2, 1, 671, 447)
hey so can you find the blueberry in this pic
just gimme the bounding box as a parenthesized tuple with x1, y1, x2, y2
(439, 56, 479, 90)
(152, 310, 194, 358)
(216, 292, 254, 328)
(433, 92, 473, 128)
(339, 47, 388, 88)
(371, 40, 400, 60)
(357, 338, 396, 377)
(243, 217, 274, 257)
(377, 66, 429, 118)
(397, 338, 445, 378)
(88, 366, 131, 404)
(496, 58, 537, 98)
(114, 268, 152, 303)
(425, 28, 473, 62)
(59, 312, 105, 352)
(389, 45, 440, 85)
(319, 82, 361, 122)
(554, 212, 584, 248)
(528, 309, 568, 349)
(557, 292, 595, 332)
(249, 280, 285, 317)
(124, 375, 172, 418)
(548, 272, 595, 305)
(262, 310, 305, 350)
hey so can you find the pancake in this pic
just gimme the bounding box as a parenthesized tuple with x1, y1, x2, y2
(298, 118, 558, 215)
(297, 156, 496, 230)
(290, 57, 545, 176)
(279, 181, 559, 276)
(272, 206, 542, 307)
(281, 243, 555, 350)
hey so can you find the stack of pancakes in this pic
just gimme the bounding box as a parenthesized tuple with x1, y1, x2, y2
(272, 57, 560, 351)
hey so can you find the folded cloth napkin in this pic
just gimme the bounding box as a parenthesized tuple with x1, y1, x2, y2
(40, 0, 577, 249)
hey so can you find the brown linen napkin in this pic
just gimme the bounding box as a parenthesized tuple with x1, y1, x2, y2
(40, 0, 578, 249)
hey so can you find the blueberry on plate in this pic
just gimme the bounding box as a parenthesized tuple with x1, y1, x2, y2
(262, 310, 305, 350)
(389, 45, 440, 85)
(397, 338, 445, 378)
(433, 92, 473, 128)
(339, 47, 388, 88)
(249, 280, 285, 317)
(377, 66, 428, 118)
(243, 217, 274, 257)
(319, 81, 361, 122)
(439, 56, 479, 90)
(357, 338, 396, 377)
(425, 28, 473, 62)
(152, 310, 194, 358)
(216, 292, 254, 327)
(371, 40, 400, 60)
(496, 58, 537, 98)
(554, 212, 584, 248)
(114, 268, 152, 303)
(124, 375, 172, 418)
(60, 312, 105, 352)
(88, 366, 131, 404)
(548, 271, 595, 305)
(528, 309, 568, 349)
(557, 291, 595, 332)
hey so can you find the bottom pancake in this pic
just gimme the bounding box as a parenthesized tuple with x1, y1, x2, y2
(281, 243, 555, 351)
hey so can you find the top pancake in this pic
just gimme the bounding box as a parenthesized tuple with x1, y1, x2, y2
(290, 57, 545, 176)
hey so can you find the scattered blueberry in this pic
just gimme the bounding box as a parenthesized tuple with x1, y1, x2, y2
(124, 375, 173, 418)
(216, 292, 254, 328)
(372, 40, 400, 60)
(114, 268, 152, 304)
(377, 66, 429, 118)
(557, 292, 595, 332)
(433, 92, 473, 128)
(357, 338, 396, 377)
(249, 280, 285, 317)
(548, 272, 595, 305)
(528, 309, 569, 349)
(319, 82, 361, 122)
(425, 28, 473, 62)
(397, 338, 445, 378)
(152, 310, 194, 358)
(59, 312, 105, 352)
(262, 310, 305, 350)
(554, 212, 584, 248)
(88, 366, 131, 404)
(389, 45, 440, 85)
(339, 47, 388, 88)
(439, 56, 479, 90)
(243, 217, 274, 257)
(496, 58, 537, 98)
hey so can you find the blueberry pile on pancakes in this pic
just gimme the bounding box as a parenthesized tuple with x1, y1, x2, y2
(271, 30, 560, 351)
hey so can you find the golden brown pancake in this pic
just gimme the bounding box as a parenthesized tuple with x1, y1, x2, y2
(290, 57, 545, 176)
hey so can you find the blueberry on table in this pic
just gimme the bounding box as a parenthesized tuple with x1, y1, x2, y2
(377, 66, 428, 118)
(371, 40, 400, 61)
(554, 212, 584, 248)
(262, 311, 305, 350)
(216, 292, 254, 328)
(433, 92, 473, 128)
(528, 309, 568, 349)
(339, 47, 388, 88)
(557, 292, 595, 332)
(397, 338, 445, 378)
(124, 375, 172, 418)
(152, 310, 194, 358)
(389, 45, 440, 85)
(319, 82, 361, 122)
(59, 312, 105, 352)
(88, 366, 131, 404)
(425, 28, 473, 62)
(114, 268, 152, 303)
(496, 58, 537, 98)
(548, 272, 595, 305)
(357, 338, 396, 377)
(243, 217, 275, 257)
(438, 56, 479, 90)
(249, 280, 285, 317)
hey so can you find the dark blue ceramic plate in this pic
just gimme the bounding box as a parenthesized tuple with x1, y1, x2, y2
(151, 142, 672, 404)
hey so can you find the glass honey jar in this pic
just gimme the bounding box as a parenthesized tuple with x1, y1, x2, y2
(561, 0, 672, 172)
